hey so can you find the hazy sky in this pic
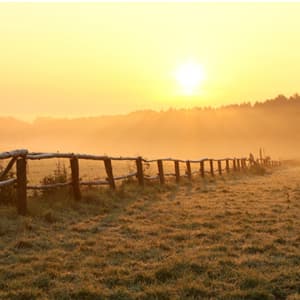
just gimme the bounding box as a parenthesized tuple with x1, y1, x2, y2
(1, 2, 300, 120)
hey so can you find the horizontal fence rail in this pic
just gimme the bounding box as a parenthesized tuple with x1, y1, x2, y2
(0, 178, 17, 187)
(0, 149, 281, 215)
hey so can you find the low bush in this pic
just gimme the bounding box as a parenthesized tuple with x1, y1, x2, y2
(39, 160, 69, 198)
(248, 163, 267, 175)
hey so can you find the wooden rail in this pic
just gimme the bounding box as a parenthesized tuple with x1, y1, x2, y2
(0, 149, 281, 215)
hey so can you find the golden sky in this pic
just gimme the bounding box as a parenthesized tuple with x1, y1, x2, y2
(1, 2, 300, 120)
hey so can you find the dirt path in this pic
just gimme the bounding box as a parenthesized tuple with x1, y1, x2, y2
(0, 167, 299, 299)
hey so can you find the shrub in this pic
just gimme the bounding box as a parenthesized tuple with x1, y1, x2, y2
(41, 160, 67, 186)
(39, 160, 69, 197)
(248, 163, 267, 175)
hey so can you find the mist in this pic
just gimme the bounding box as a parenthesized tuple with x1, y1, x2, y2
(1, 94, 299, 160)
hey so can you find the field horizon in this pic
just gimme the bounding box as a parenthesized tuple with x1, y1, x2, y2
(1, 94, 300, 160)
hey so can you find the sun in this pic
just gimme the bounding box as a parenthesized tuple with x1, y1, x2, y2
(175, 61, 206, 95)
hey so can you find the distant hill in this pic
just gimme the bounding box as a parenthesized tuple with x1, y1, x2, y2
(1, 94, 300, 159)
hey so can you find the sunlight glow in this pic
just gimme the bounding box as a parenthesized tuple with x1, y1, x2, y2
(175, 61, 206, 95)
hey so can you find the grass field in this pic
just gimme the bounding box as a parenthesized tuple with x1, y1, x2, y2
(0, 166, 299, 299)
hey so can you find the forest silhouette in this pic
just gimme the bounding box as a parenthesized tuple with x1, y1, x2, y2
(1, 94, 299, 159)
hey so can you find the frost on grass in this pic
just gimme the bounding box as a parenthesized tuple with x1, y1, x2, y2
(0, 167, 299, 299)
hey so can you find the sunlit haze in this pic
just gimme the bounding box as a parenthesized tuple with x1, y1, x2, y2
(1, 4, 300, 298)
(1, 3, 300, 120)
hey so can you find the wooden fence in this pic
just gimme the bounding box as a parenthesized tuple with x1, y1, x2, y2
(0, 149, 281, 215)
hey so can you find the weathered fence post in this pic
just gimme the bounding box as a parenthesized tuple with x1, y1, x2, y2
(226, 159, 230, 173)
(233, 159, 237, 171)
(16, 157, 27, 215)
(243, 158, 247, 169)
(210, 159, 214, 177)
(237, 159, 241, 171)
(70, 157, 81, 201)
(157, 160, 165, 184)
(218, 160, 222, 175)
(135, 156, 144, 186)
(174, 160, 180, 183)
(104, 158, 116, 190)
(186, 160, 192, 180)
(200, 160, 205, 178)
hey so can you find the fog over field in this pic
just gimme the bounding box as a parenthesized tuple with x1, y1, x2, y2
(1, 3, 300, 300)
(1, 94, 300, 159)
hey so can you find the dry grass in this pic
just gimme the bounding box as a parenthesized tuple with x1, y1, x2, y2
(0, 167, 299, 299)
